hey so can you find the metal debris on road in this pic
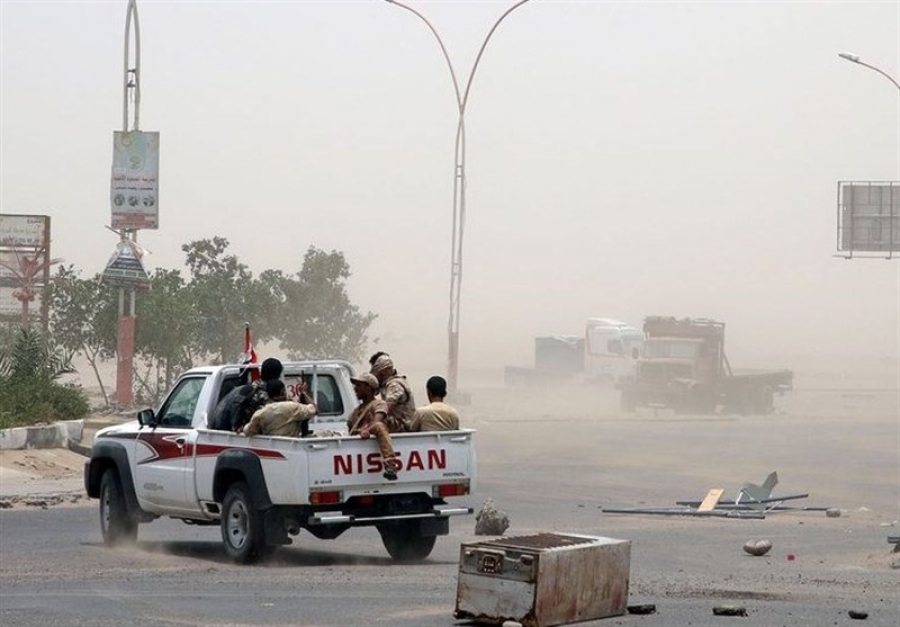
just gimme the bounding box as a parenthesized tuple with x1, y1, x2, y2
(602, 471, 830, 519)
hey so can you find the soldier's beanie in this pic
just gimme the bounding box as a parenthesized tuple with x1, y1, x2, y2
(261, 358, 284, 381)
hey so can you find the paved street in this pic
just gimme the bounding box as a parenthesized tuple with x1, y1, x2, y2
(1, 386, 898, 626)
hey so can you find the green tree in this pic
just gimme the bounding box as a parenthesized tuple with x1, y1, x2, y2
(272, 247, 377, 361)
(0, 327, 89, 429)
(133, 268, 198, 402)
(45, 265, 117, 406)
(182, 237, 276, 364)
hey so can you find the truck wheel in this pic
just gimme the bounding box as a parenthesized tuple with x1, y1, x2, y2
(99, 468, 137, 546)
(378, 521, 436, 562)
(221, 481, 268, 563)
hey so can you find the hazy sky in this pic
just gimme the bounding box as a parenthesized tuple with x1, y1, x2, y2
(1, 0, 898, 384)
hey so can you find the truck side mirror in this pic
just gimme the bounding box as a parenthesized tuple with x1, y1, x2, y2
(137, 408, 156, 428)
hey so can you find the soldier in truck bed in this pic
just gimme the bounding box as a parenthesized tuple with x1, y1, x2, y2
(208, 358, 283, 432)
(347, 373, 399, 481)
(242, 379, 316, 438)
(370, 353, 416, 433)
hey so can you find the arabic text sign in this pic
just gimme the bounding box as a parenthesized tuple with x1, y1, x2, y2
(102, 240, 151, 289)
(110, 131, 160, 230)
(0, 214, 48, 248)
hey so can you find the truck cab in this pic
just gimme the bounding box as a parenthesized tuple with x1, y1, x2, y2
(583, 318, 644, 386)
(620, 317, 792, 414)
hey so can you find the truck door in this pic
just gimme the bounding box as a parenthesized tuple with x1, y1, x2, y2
(134, 375, 207, 514)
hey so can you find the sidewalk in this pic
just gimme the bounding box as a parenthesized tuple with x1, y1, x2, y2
(0, 414, 128, 509)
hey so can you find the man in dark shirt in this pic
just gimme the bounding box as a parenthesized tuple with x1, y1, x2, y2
(208, 358, 283, 432)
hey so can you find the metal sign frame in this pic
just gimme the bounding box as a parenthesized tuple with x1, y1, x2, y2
(836, 181, 899, 259)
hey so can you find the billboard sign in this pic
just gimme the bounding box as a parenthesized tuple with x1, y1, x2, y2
(837, 182, 899, 257)
(0, 214, 48, 248)
(110, 130, 160, 230)
(0, 250, 31, 281)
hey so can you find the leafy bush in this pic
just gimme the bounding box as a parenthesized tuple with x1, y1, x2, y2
(0, 327, 90, 429)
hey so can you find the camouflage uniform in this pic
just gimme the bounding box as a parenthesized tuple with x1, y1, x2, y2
(381, 376, 416, 432)
(347, 396, 398, 474)
(370, 355, 416, 433)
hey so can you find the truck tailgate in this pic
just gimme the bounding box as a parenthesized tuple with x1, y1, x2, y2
(305, 430, 475, 494)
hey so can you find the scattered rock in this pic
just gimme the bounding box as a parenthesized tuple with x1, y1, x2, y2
(627, 603, 657, 615)
(743, 539, 773, 556)
(848, 610, 869, 620)
(475, 498, 510, 536)
(826, 508, 842, 518)
(713, 604, 747, 617)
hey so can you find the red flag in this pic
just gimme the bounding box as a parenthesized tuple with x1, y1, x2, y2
(243, 323, 260, 381)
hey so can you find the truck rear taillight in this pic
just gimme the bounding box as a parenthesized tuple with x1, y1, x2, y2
(309, 489, 343, 506)
(434, 482, 469, 498)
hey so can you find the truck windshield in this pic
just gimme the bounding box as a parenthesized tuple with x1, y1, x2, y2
(643, 340, 699, 359)
(587, 329, 641, 356)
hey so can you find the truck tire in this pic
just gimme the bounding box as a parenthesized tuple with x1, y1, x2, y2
(221, 481, 268, 563)
(378, 521, 436, 562)
(99, 467, 137, 546)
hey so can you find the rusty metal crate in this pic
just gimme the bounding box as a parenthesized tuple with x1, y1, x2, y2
(454, 532, 631, 627)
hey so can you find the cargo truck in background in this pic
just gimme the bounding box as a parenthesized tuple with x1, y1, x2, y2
(617, 316, 793, 414)
(504, 318, 643, 387)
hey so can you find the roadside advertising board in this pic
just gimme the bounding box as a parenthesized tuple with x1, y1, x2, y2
(838, 181, 899, 257)
(0, 214, 48, 248)
(110, 131, 160, 230)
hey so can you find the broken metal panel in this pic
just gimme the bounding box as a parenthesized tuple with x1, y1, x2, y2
(601, 507, 766, 519)
(455, 533, 631, 627)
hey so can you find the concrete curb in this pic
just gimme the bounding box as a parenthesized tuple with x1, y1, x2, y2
(0, 419, 84, 451)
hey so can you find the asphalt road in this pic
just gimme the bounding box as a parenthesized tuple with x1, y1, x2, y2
(1, 386, 898, 627)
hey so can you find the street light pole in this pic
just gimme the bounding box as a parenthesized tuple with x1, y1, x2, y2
(838, 52, 900, 91)
(386, 0, 532, 395)
(116, 0, 141, 406)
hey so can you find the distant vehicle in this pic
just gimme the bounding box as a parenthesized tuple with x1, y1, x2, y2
(504, 318, 643, 387)
(582, 318, 644, 386)
(617, 316, 793, 414)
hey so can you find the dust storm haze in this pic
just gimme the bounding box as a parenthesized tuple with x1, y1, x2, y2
(1, 1, 898, 388)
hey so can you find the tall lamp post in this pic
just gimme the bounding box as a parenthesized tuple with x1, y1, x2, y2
(386, 0, 532, 395)
(115, 0, 142, 406)
(838, 52, 900, 91)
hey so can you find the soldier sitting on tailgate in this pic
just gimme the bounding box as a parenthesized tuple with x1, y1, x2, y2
(347, 373, 399, 481)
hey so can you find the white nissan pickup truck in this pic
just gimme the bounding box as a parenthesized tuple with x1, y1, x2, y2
(84, 361, 476, 563)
